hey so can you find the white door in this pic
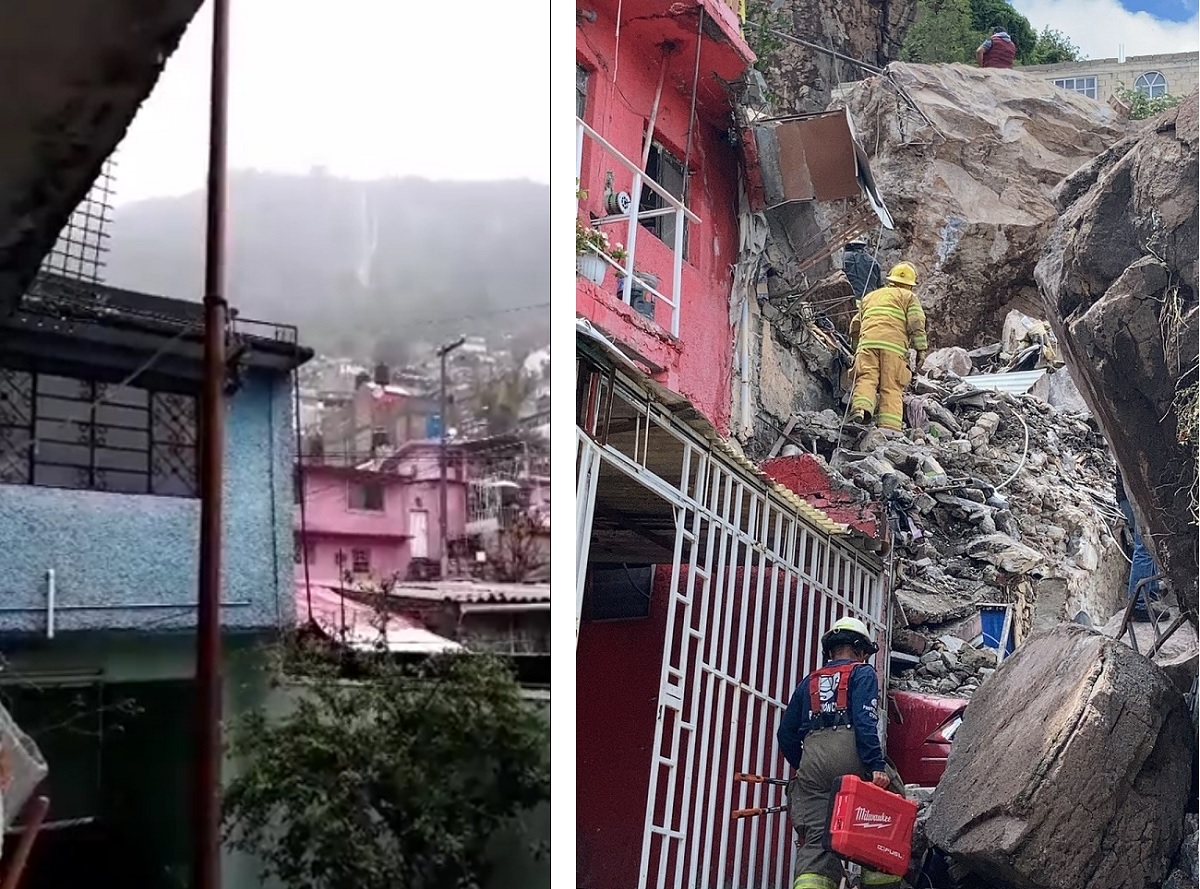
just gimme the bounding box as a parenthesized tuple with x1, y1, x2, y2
(409, 510, 430, 559)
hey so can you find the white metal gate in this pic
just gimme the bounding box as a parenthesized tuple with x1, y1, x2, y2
(575, 350, 884, 889)
(635, 440, 883, 889)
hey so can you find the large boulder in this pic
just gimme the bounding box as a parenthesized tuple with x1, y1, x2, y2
(926, 623, 1193, 889)
(1035, 95, 1199, 619)
(839, 63, 1128, 348)
(1099, 608, 1199, 695)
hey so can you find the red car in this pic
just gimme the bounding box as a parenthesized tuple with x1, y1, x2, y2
(886, 690, 967, 787)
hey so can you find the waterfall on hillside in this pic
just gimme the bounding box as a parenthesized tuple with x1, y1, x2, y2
(355, 183, 379, 289)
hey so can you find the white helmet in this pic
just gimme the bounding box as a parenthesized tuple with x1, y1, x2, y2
(822, 616, 878, 655)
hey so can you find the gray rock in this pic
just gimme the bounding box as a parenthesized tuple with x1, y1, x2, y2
(926, 625, 1193, 889)
(1099, 608, 1198, 695)
(923, 347, 973, 378)
(965, 533, 1045, 574)
(959, 646, 998, 670)
(913, 493, 937, 514)
(935, 675, 961, 693)
(939, 634, 966, 653)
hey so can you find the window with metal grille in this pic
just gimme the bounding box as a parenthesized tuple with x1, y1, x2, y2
(348, 481, 385, 511)
(1134, 70, 1167, 99)
(0, 369, 197, 496)
(577, 64, 589, 119)
(1052, 76, 1097, 99)
(350, 548, 371, 574)
(640, 140, 690, 258)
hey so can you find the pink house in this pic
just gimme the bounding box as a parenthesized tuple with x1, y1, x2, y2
(295, 456, 467, 587)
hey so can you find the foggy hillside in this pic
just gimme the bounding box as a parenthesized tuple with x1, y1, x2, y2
(104, 171, 550, 358)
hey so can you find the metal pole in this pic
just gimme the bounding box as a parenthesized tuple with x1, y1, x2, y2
(438, 337, 465, 579)
(193, 0, 231, 886)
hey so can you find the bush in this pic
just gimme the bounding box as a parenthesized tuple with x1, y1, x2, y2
(224, 650, 550, 889)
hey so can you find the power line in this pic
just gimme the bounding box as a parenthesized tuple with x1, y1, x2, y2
(399, 301, 551, 328)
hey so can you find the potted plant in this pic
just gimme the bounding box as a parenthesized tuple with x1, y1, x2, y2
(576, 219, 627, 287)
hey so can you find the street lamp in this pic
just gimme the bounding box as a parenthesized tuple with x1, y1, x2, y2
(437, 336, 465, 579)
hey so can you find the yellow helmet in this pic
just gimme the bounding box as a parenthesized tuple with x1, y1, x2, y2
(886, 262, 917, 287)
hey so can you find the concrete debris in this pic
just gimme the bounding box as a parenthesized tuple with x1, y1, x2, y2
(837, 63, 1128, 348)
(765, 366, 1127, 697)
(926, 624, 1194, 889)
(1036, 92, 1199, 620)
(921, 347, 971, 378)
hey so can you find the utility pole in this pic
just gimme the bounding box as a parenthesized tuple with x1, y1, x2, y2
(193, 0, 231, 886)
(438, 337, 465, 579)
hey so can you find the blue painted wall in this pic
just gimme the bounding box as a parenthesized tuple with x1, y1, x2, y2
(0, 370, 296, 634)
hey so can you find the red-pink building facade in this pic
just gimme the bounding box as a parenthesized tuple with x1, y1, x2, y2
(576, 0, 754, 433)
(576, 4, 761, 888)
(295, 460, 466, 587)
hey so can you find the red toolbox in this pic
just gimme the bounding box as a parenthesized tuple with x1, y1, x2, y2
(824, 775, 918, 876)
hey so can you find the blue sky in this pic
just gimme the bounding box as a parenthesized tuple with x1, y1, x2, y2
(1118, 0, 1199, 23)
(1013, 0, 1198, 57)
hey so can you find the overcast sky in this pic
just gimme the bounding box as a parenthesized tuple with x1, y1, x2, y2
(113, 0, 550, 206)
(1011, 0, 1198, 58)
(113, 0, 1192, 206)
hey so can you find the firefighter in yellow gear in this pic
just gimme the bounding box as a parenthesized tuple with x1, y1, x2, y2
(847, 262, 928, 430)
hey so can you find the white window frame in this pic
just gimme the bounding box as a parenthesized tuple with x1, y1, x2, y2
(1134, 70, 1168, 99)
(1052, 76, 1098, 100)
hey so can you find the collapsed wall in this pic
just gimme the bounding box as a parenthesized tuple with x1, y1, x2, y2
(1036, 94, 1199, 619)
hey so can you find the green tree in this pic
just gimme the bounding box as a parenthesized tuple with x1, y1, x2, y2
(223, 651, 550, 889)
(1114, 83, 1184, 120)
(901, 0, 977, 64)
(1028, 26, 1082, 65)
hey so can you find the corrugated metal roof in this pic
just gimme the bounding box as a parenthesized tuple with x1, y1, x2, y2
(389, 581, 552, 604)
(962, 369, 1047, 396)
(298, 583, 462, 654)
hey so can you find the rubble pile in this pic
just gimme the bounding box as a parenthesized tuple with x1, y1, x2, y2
(770, 373, 1128, 698)
(895, 637, 997, 696)
(926, 624, 1194, 889)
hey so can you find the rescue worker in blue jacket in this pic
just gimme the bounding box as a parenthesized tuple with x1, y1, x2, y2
(778, 617, 903, 889)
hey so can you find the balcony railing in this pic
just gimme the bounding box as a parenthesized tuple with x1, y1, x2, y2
(576, 117, 702, 338)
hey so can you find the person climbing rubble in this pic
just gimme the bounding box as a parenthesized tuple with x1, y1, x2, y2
(842, 237, 882, 303)
(777, 617, 904, 889)
(975, 27, 1016, 68)
(1115, 469, 1166, 622)
(848, 262, 928, 430)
